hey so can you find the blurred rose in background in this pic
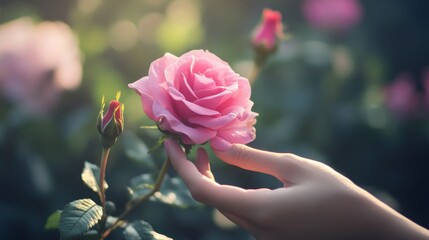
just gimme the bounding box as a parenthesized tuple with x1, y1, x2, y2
(384, 73, 419, 117)
(302, 0, 362, 32)
(0, 18, 82, 116)
(423, 68, 429, 109)
(251, 8, 283, 51)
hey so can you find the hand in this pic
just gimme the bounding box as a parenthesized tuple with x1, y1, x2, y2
(164, 139, 429, 240)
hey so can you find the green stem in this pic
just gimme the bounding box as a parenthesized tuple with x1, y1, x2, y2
(248, 62, 261, 85)
(99, 148, 110, 234)
(100, 148, 110, 213)
(101, 157, 171, 238)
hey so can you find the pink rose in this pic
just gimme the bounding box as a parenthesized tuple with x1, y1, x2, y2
(252, 8, 283, 51)
(423, 68, 429, 109)
(129, 50, 257, 151)
(303, 0, 362, 32)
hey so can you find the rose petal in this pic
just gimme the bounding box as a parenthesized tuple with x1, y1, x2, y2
(178, 73, 198, 101)
(153, 101, 216, 144)
(129, 76, 170, 121)
(168, 85, 220, 116)
(192, 73, 216, 91)
(188, 112, 237, 130)
(215, 111, 258, 145)
(194, 88, 232, 109)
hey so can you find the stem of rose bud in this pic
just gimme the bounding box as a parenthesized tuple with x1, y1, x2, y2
(101, 157, 171, 238)
(248, 63, 261, 85)
(99, 148, 110, 224)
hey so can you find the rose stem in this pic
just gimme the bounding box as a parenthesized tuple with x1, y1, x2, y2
(248, 63, 261, 85)
(99, 148, 110, 224)
(101, 157, 171, 238)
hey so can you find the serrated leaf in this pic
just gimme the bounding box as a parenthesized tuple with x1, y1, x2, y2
(123, 221, 172, 240)
(59, 199, 103, 240)
(45, 210, 62, 230)
(121, 132, 155, 169)
(81, 161, 108, 193)
(128, 174, 200, 208)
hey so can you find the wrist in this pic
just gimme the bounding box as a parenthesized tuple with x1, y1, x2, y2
(357, 190, 429, 240)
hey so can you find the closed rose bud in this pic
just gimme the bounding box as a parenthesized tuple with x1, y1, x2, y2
(97, 93, 124, 148)
(252, 9, 283, 55)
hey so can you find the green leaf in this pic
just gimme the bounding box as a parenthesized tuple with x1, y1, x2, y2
(45, 210, 62, 230)
(59, 199, 103, 240)
(127, 173, 155, 201)
(157, 175, 201, 208)
(81, 161, 108, 193)
(128, 174, 200, 208)
(121, 132, 155, 169)
(123, 221, 172, 240)
(148, 135, 166, 153)
(82, 230, 99, 240)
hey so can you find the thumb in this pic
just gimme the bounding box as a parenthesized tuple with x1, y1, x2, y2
(214, 144, 305, 183)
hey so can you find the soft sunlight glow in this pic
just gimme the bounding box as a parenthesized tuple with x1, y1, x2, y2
(302, 40, 331, 66)
(77, 0, 101, 14)
(332, 47, 354, 78)
(363, 87, 387, 129)
(154, 192, 177, 204)
(108, 20, 138, 51)
(156, 0, 204, 53)
(138, 13, 164, 45)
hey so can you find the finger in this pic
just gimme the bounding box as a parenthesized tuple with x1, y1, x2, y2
(195, 147, 214, 180)
(164, 138, 270, 217)
(214, 144, 306, 184)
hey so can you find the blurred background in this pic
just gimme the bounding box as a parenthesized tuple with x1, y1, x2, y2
(0, 0, 428, 239)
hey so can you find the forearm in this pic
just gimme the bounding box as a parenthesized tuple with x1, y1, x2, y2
(358, 190, 429, 240)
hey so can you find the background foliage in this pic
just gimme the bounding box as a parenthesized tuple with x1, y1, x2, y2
(0, 0, 428, 239)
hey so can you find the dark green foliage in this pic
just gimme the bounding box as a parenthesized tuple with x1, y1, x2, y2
(81, 161, 108, 193)
(59, 199, 103, 240)
(128, 174, 200, 208)
(123, 221, 171, 240)
(45, 210, 62, 230)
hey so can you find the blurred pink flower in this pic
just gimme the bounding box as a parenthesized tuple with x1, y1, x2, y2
(302, 0, 362, 32)
(252, 8, 283, 51)
(422, 68, 429, 109)
(384, 73, 419, 116)
(0, 18, 82, 116)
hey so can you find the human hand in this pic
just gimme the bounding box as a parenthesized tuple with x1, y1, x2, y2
(164, 139, 429, 240)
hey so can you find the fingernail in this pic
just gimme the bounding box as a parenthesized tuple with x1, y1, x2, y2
(196, 147, 207, 158)
(164, 138, 173, 153)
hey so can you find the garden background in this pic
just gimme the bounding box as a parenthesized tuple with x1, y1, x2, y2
(0, 0, 428, 239)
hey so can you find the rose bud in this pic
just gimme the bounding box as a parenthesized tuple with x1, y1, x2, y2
(251, 8, 283, 65)
(97, 93, 124, 149)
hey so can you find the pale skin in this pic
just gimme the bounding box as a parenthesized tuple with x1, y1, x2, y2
(164, 138, 429, 240)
